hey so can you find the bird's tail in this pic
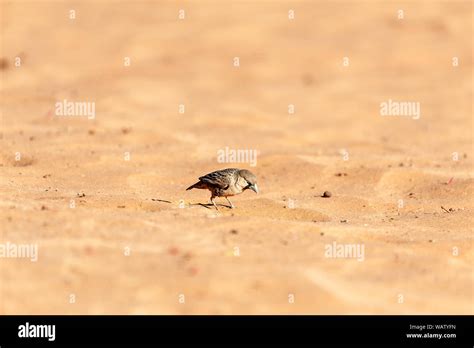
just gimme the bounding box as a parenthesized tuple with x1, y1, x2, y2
(186, 182, 201, 191)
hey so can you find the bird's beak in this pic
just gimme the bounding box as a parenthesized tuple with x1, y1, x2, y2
(250, 184, 259, 194)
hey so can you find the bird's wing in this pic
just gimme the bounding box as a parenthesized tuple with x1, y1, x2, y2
(199, 168, 239, 189)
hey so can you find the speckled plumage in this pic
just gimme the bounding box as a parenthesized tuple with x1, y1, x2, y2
(186, 168, 258, 209)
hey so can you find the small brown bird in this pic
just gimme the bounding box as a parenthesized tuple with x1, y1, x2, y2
(186, 168, 258, 210)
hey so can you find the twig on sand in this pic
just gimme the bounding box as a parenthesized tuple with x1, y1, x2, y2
(151, 199, 172, 203)
(441, 206, 450, 213)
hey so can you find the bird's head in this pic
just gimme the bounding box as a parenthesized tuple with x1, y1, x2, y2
(239, 169, 258, 193)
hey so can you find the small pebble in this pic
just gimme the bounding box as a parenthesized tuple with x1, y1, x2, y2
(322, 191, 332, 198)
(0, 57, 9, 70)
(182, 252, 193, 260)
(187, 267, 198, 276)
(168, 247, 179, 255)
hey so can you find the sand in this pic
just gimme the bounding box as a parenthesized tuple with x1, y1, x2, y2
(0, 1, 472, 314)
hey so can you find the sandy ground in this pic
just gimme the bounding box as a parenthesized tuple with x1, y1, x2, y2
(0, 1, 473, 314)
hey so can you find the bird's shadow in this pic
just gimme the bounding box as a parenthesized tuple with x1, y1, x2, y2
(189, 203, 232, 210)
(150, 199, 232, 210)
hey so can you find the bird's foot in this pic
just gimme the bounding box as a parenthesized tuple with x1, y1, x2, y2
(210, 199, 219, 211)
(225, 197, 234, 209)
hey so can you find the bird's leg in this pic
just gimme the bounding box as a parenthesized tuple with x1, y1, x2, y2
(210, 195, 219, 211)
(225, 197, 234, 209)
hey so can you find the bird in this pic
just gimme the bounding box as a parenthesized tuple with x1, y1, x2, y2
(186, 168, 258, 210)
